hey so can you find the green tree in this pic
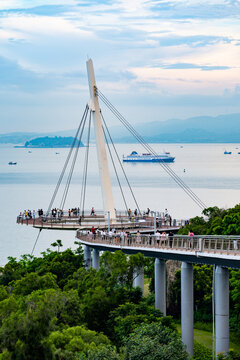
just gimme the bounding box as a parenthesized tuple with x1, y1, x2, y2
(109, 301, 172, 347)
(0, 289, 82, 359)
(12, 272, 58, 296)
(44, 326, 111, 359)
(51, 239, 63, 253)
(124, 322, 189, 360)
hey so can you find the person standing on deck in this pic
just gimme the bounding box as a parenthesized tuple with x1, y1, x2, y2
(136, 231, 141, 244)
(161, 231, 167, 246)
(155, 230, 161, 246)
(188, 230, 194, 249)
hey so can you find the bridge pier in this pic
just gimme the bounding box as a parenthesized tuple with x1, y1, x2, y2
(92, 248, 100, 270)
(215, 266, 229, 354)
(155, 258, 166, 315)
(84, 245, 91, 269)
(181, 262, 194, 356)
(133, 266, 144, 294)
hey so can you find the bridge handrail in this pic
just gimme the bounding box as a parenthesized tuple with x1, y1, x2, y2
(76, 231, 240, 255)
(16, 215, 186, 229)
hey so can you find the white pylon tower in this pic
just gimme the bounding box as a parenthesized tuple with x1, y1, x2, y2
(86, 59, 116, 221)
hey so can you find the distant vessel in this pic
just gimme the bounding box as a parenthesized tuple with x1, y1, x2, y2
(28, 151, 32, 153)
(224, 151, 232, 154)
(123, 151, 175, 163)
(8, 161, 17, 165)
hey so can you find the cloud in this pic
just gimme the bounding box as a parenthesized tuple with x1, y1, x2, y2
(0, 5, 68, 16)
(0, 0, 240, 132)
(161, 63, 231, 71)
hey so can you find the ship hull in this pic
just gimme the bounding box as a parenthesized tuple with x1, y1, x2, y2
(123, 157, 175, 163)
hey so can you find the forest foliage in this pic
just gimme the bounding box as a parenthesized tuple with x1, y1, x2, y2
(0, 245, 188, 359)
(1, 204, 240, 359)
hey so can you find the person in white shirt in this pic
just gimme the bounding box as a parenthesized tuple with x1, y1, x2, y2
(108, 230, 113, 243)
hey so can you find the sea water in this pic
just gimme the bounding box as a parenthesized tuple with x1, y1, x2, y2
(1, 143, 240, 264)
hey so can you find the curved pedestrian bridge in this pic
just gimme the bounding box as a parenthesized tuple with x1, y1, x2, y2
(76, 231, 240, 269)
(16, 211, 184, 232)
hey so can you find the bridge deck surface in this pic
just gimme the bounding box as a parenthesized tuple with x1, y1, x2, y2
(16, 216, 181, 232)
(76, 233, 240, 269)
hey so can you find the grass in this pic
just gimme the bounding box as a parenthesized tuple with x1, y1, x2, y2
(176, 324, 240, 353)
(144, 278, 150, 297)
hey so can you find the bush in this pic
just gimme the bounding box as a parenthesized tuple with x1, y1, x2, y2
(193, 341, 212, 360)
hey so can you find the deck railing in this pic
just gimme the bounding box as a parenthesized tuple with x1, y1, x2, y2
(76, 231, 240, 255)
(16, 214, 186, 229)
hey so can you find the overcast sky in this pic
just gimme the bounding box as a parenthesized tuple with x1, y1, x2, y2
(1, 0, 240, 133)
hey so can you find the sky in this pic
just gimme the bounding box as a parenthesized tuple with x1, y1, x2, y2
(1, 0, 240, 133)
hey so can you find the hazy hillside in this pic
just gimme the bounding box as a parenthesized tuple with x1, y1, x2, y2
(110, 113, 240, 143)
(1, 113, 240, 144)
(23, 136, 84, 148)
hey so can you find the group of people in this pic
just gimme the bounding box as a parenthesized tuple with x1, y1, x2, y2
(86, 227, 179, 248)
(68, 208, 81, 217)
(18, 209, 44, 220)
(88, 227, 132, 244)
(52, 208, 63, 218)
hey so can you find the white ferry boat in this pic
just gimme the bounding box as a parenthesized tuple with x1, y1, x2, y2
(123, 151, 175, 163)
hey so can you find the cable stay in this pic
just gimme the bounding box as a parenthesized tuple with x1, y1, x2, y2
(59, 106, 89, 211)
(101, 111, 142, 216)
(31, 228, 42, 256)
(80, 111, 92, 217)
(46, 104, 89, 217)
(42, 101, 142, 223)
(96, 88, 206, 210)
(102, 121, 129, 213)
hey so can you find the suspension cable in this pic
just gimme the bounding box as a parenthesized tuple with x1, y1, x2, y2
(97, 89, 206, 209)
(96, 89, 206, 210)
(60, 105, 89, 210)
(31, 229, 42, 256)
(80, 111, 92, 217)
(102, 120, 129, 213)
(46, 105, 89, 217)
(101, 111, 142, 216)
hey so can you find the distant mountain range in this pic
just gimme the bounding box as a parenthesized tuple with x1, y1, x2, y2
(110, 113, 240, 143)
(1, 113, 240, 144)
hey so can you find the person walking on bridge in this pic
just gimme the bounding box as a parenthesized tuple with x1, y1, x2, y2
(188, 230, 194, 249)
(155, 230, 161, 246)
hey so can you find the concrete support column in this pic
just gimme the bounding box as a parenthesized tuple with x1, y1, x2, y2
(133, 266, 144, 295)
(92, 248, 100, 270)
(215, 266, 229, 355)
(84, 245, 91, 269)
(155, 258, 166, 316)
(181, 262, 194, 356)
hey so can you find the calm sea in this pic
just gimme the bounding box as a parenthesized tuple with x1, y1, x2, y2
(1, 143, 240, 264)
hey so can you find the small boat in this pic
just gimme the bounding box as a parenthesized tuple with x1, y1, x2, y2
(224, 151, 232, 154)
(55, 152, 60, 154)
(238, 152, 240, 155)
(8, 161, 17, 165)
(28, 151, 32, 153)
(123, 151, 175, 163)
